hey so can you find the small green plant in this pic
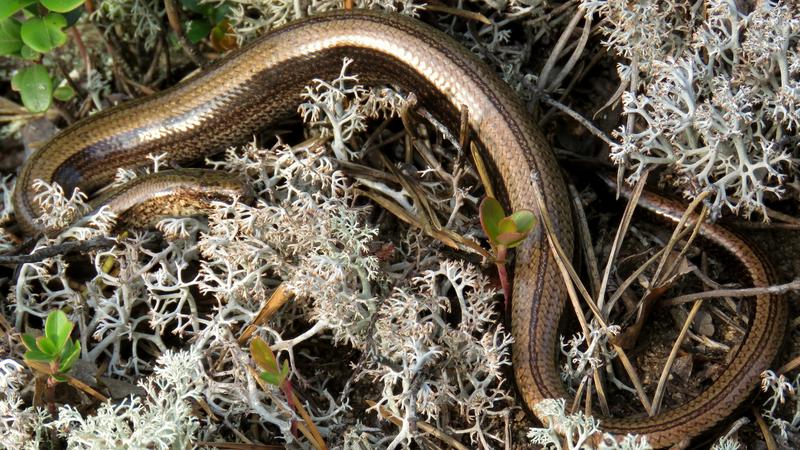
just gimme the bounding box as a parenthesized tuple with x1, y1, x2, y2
(250, 337, 327, 450)
(180, 0, 235, 51)
(22, 309, 81, 382)
(1, 0, 80, 112)
(479, 197, 536, 306)
(251, 336, 290, 388)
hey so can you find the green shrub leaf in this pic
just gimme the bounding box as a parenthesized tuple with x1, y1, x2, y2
(497, 216, 517, 235)
(185, 19, 211, 44)
(36, 335, 57, 355)
(60, 341, 81, 372)
(12, 64, 53, 112)
(45, 309, 73, 349)
(0, 18, 22, 55)
(22, 333, 38, 352)
(53, 84, 75, 101)
(479, 197, 504, 244)
(0, 0, 36, 20)
(496, 231, 527, 248)
(508, 210, 535, 234)
(24, 349, 52, 363)
(19, 44, 39, 60)
(250, 337, 278, 373)
(259, 371, 281, 386)
(280, 360, 289, 380)
(40, 0, 85, 14)
(20, 13, 66, 53)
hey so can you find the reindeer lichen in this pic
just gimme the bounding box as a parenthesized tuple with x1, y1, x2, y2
(584, 0, 799, 217)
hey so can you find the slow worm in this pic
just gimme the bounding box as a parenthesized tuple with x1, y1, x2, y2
(12, 9, 786, 447)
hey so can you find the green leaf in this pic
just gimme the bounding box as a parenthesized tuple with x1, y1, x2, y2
(280, 360, 289, 380)
(508, 210, 535, 234)
(21, 333, 38, 352)
(0, 0, 35, 20)
(250, 337, 278, 373)
(0, 18, 22, 55)
(39, 0, 85, 14)
(53, 84, 74, 101)
(185, 19, 211, 44)
(259, 371, 281, 386)
(479, 197, 505, 244)
(20, 13, 66, 53)
(12, 64, 52, 112)
(496, 231, 527, 249)
(45, 310, 73, 350)
(497, 216, 517, 235)
(35, 335, 57, 355)
(51, 373, 68, 382)
(19, 44, 38, 60)
(59, 341, 80, 372)
(24, 349, 53, 363)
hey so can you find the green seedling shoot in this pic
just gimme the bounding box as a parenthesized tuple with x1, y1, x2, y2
(22, 309, 81, 383)
(251, 336, 290, 388)
(250, 337, 328, 449)
(479, 197, 536, 307)
(250, 340, 296, 428)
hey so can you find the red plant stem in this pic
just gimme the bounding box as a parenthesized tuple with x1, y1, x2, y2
(46, 377, 57, 416)
(495, 246, 511, 309)
(281, 381, 299, 435)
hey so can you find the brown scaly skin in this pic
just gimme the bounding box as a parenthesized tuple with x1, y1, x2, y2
(12, 10, 786, 447)
(86, 169, 252, 229)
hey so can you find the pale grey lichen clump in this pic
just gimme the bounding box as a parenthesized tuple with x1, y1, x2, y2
(761, 370, 800, 447)
(584, 0, 800, 217)
(92, 0, 165, 50)
(2, 59, 511, 449)
(0, 359, 49, 450)
(54, 350, 206, 449)
(559, 324, 620, 392)
(367, 261, 512, 448)
(527, 399, 651, 450)
(198, 0, 424, 44)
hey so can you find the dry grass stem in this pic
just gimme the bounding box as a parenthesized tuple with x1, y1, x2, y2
(753, 406, 779, 450)
(596, 172, 649, 311)
(470, 142, 495, 199)
(531, 174, 655, 412)
(568, 183, 601, 298)
(422, 5, 491, 25)
(238, 284, 293, 345)
(662, 278, 800, 307)
(649, 300, 704, 416)
(66, 375, 109, 403)
(356, 188, 490, 259)
(650, 193, 711, 285)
